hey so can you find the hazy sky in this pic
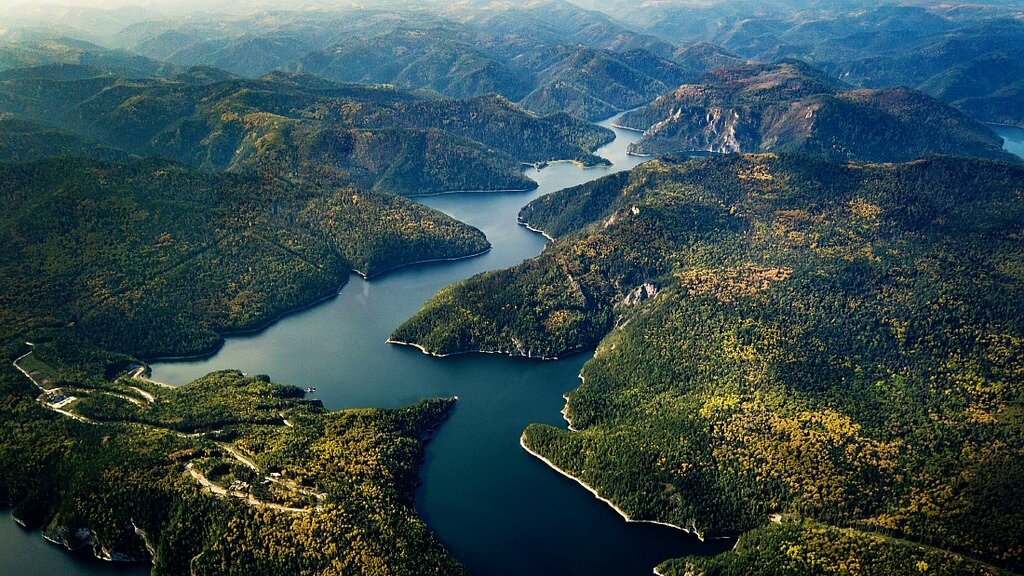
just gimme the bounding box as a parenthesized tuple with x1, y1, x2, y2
(0, 0, 457, 7)
(0, 0, 425, 11)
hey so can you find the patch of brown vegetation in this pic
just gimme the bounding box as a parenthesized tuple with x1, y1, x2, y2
(738, 163, 775, 181)
(848, 197, 882, 221)
(678, 264, 793, 302)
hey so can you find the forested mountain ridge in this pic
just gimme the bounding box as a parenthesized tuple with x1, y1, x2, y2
(515, 45, 696, 120)
(393, 153, 1024, 572)
(294, 30, 699, 121)
(0, 156, 488, 361)
(617, 60, 1016, 162)
(0, 37, 179, 78)
(0, 363, 467, 575)
(291, 27, 536, 102)
(0, 65, 613, 196)
(0, 113, 131, 163)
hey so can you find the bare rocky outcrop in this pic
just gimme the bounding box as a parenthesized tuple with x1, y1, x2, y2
(621, 282, 659, 306)
(42, 520, 152, 563)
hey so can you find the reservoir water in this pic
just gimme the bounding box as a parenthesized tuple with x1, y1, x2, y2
(1, 114, 727, 576)
(993, 124, 1024, 159)
(8, 120, 1022, 576)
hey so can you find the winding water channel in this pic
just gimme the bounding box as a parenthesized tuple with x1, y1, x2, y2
(2, 114, 723, 576)
(148, 114, 726, 575)
(6, 119, 1023, 576)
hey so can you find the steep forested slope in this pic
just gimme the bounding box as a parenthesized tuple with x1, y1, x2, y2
(617, 60, 1015, 162)
(0, 156, 488, 360)
(393, 153, 1024, 573)
(0, 114, 130, 163)
(515, 46, 695, 121)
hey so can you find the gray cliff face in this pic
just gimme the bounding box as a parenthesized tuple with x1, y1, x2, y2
(43, 524, 95, 552)
(42, 520, 152, 563)
(628, 106, 755, 155)
(620, 283, 659, 307)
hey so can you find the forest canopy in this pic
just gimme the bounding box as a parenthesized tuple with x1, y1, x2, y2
(394, 153, 1024, 573)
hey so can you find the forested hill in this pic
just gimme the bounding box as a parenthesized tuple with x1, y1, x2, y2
(0, 156, 488, 361)
(617, 60, 1016, 162)
(0, 364, 467, 574)
(392, 153, 1024, 573)
(0, 113, 130, 163)
(0, 65, 613, 196)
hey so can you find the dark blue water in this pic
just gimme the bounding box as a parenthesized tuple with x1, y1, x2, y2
(2, 115, 724, 575)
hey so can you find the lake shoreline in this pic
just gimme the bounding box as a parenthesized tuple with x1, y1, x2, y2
(519, 434, 706, 540)
(517, 219, 555, 242)
(354, 247, 492, 280)
(143, 247, 494, 366)
(986, 121, 1024, 130)
(406, 187, 536, 198)
(142, 110, 711, 575)
(141, 288, 345, 364)
(385, 338, 580, 361)
(610, 122, 646, 134)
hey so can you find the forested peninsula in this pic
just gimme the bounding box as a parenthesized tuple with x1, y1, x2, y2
(393, 153, 1024, 573)
(1, 361, 466, 575)
(0, 156, 490, 360)
(0, 150, 494, 572)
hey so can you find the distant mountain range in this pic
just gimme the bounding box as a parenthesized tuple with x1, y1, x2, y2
(0, 38, 178, 77)
(10, 1, 1019, 130)
(0, 63, 612, 195)
(586, 2, 1024, 127)
(100, 2, 736, 122)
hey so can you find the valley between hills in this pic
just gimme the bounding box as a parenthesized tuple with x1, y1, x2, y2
(1, 2, 1023, 575)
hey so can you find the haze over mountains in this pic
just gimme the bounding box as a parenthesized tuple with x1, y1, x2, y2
(583, 0, 1024, 126)
(5, 0, 1023, 128)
